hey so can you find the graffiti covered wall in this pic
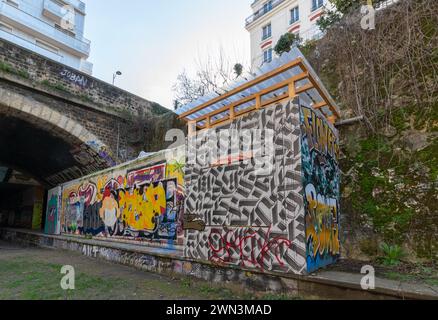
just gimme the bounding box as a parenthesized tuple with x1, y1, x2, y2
(44, 187, 62, 235)
(184, 100, 308, 274)
(300, 103, 341, 273)
(46, 100, 341, 274)
(58, 148, 186, 247)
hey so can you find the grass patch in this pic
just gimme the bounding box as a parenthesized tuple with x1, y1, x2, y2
(0, 60, 30, 79)
(0, 257, 126, 300)
(40, 79, 68, 93)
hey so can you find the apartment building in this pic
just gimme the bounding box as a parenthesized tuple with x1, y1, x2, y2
(0, 0, 92, 74)
(246, 0, 333, 68)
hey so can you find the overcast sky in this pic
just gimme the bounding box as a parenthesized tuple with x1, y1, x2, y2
(84, 0, 252, 110)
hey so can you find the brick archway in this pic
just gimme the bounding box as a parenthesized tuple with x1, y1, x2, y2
(0, 89, 116, 187)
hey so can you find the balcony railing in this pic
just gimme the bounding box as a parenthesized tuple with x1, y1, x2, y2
(245, 0, 286, 26)
(0, 0, 90, 56)
(63, 0, 86, 13)
(0, 28, 64, 63)
(80, 60, 93, 75)
(43, 0, 75, 28)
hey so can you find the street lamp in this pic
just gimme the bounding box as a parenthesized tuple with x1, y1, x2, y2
(112, 71, 122, 85)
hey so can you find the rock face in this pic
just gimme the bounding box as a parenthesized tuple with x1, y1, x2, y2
(401, 130, 433, 152)
(301, 0, 438, 263)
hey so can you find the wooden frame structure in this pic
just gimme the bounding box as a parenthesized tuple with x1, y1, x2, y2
(178, 56, 341, 132)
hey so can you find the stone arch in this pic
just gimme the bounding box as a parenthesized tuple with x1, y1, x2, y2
(0, 89, 117, 187)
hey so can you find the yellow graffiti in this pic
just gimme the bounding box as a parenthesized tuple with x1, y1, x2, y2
(119, 183, 166, 231)
(166, 160, 185, 186)
(305, 185, 340, 258)
(96, 175, 109, 202)
(302, 107, 340, 160)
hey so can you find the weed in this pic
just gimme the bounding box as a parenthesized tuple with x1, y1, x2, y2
(379, 243, 405, 266)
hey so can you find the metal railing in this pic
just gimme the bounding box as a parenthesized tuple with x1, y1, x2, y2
(63, 0, 86, 13)
(245, 0, 286, 26)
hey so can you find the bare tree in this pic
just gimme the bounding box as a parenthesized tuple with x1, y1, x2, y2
(173, 47, 250, 107)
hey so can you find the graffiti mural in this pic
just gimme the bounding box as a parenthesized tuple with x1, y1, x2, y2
(184, 101, 308, 274)
(44, 187, 62, 235)
(31, 187, 45, 230)
(58, 151, 186, 247)
(300, 105, 341, 273)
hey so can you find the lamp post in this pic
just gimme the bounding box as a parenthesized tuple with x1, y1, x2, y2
(112, 71, 122, 85)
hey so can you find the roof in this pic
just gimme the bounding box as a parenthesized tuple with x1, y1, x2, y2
(176, 47, 341, 128)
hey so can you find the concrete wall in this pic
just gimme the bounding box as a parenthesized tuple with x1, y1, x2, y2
(300, 100, 341, 272)
(184, 100, 307, 274)
(0, 186, 45, 229)
(44, 186, 61, 235)
(47, 147, 186, 251)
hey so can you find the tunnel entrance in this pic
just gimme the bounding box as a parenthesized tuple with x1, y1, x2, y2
(0, 116, 80, 184)
(0, 96, 117, 232)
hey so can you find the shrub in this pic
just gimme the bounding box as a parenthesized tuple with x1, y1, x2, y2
(379, 243, 405, 266)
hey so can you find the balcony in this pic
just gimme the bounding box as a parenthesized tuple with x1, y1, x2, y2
(0, 0, 90, 57)
(245, 0, 286, 26)
(0, 28, 64, 63)
(80, 59, 93, 75)
(63, 0, 86, 13)
(43, 0, 75, 30)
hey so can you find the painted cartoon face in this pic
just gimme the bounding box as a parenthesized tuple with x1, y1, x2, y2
(99, 196, 120, 228)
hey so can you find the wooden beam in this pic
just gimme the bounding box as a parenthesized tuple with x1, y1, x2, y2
(188, 121, 196, 137)
(295, 83, 314, 94)
(312, 101, 327, 109)
(327, 116, 337, 124)
(190, 73, 308, 125)
(307, 75, 341, 118)
(178, 58, 304, 119)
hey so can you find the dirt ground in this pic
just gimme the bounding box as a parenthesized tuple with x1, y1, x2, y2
(0, 240, 299, 300)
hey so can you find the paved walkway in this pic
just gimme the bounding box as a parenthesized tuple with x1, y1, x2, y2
(312, 270, 438, 300)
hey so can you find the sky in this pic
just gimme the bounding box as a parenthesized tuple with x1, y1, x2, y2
(84, 0, 252, 110)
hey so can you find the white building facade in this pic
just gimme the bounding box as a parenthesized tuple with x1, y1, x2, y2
(0, 0, 92, 74)
(246, 0, 333, 68)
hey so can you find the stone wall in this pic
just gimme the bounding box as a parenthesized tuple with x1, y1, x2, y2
(0, 38, 186, 186)
(0, 38, 168, 118)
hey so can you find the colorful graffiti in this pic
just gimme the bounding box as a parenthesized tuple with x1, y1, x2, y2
(300, 105, 341, 273)
(58, 153, 186, 247)
(208, 226, 293, 272)
(47, 100, 342, 274)
(44, 187, 61, 235)
(184, 101, 308, 274)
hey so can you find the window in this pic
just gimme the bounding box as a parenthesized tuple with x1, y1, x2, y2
(312, 0, 324, 11)
(290, 6, 299, 24)
(263, 1, 273, 14)
(35, 40, 59, 54)
(262, 24, 272, 40)
(263, 48, 273, 64)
